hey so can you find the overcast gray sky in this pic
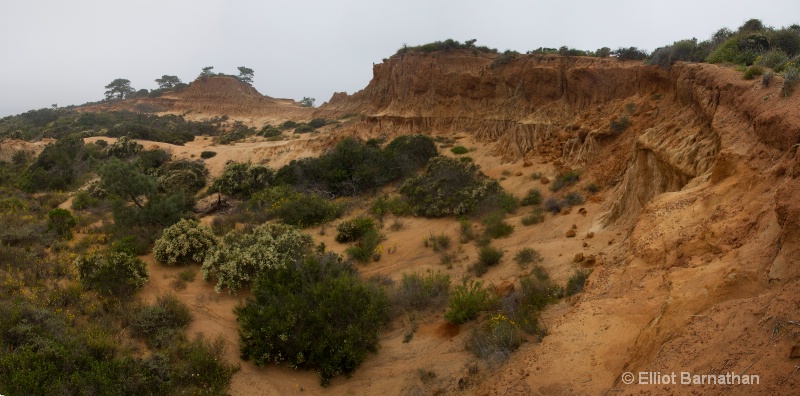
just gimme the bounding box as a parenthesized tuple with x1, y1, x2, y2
(1, 0, 798, 117)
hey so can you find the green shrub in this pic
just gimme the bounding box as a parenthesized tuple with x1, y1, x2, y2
(275, 192, 342, 227)
(514, 247, 543, 268)
(71, 190, 101, 210)
(135, 148, 172, 172)
(497, 192, 520, 214)
(609, 115, 630, 134)
(381, 134, 438, 178)
(450, 145, 469, 155)
(294, 124, 315, 134)
(236, 253, 389, 386)
(166, 335, 239, 395)
(154, 219, 217, 265)
(483, 213, 514, 238)
(200, 150, 217, 159)
(156, 160, 208, 194)
(613, 47, 648, 60)
(521, 207, 546, 225)
(110, 235, 150, 256)
(550, 170, 581, 192)
(47, 208, 77, 239)
(757, 50, 789, 69)
(131, 294, 192, 348)
(18, 135, 85, 192)
(280, 120, 297, 129)
(106, 136, 143, 158)
(201, 223, 313, 293)
(76, 252, 148, 297)
(392, 270, 451, 311)
(371, 195, 411, 218)
(586, 182, 600, 194)
(518, 276, 559, 311)
(444, 280, 492, 324)
(309, 118, 328, 128)
(400, 157, 501, 217)
(465, 313, 523, 361)
(249, 185, 341, 227)
(565, 269, 591, 296)
(211, 161, 274, 198)
(478, 245, 504, 267)
(0, 301, 225, 396)
(491, 50, 520, 68)
(258, 126, 282, 137)
(335, 216, 376, 243)
(563, 192, 585, 206)
(743, 65, 765, 80)
(521, 189, 543, 206)
(345, 229, 385, 263)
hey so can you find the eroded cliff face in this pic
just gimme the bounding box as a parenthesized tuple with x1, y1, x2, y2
(322, 50, 800, 394)
(322, 51, 798, 226)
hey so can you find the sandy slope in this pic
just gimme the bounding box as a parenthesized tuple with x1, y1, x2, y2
(46, 51, 800, 395)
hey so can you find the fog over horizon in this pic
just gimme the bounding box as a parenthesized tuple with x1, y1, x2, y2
(1, 0, 798, 117)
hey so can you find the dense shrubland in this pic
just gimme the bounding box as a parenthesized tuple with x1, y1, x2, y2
(0, 109, 226, 143)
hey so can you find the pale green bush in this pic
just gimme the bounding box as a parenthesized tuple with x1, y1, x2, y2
(154, 219, 217, 266)
(201, 223, 313, 293)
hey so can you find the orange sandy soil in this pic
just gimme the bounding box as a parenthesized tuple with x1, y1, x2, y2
(128, 132, 629, 395)
(47, 55, 800, 395)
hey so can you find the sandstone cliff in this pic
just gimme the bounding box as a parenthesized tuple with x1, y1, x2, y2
(320, 50, 800, 394)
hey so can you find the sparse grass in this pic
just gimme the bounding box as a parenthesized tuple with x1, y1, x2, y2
(389, 217, 405, 231)
(483, 213, 514, 238)
(391, 270, 451, 312)
(424, 231, 452, 251)
(444, 280, 494, 324)
(532, 265, 549, 281)
(477, 245, 503, 269)
(530, 171, 543, 180)
(440, 252, 457, 268)
(743, 65, 765, 80)
(345, 229, 386, 263)
(514, 247, 543, 268)
(783, 65, 799, 98)
(497, 192, 520, 214)
(762, 71, 774, 87)
(609, 115, 630, 134)
(417, 368, 436, 383)
(563, 192, 585, 206)
(521, 207, 545, 225)
(131, 294, 193, 348)
(550, 170, 581, 192)
(465, 313, 523, 363)
(565, 269, 591, 296)
(543, 197, 563, 214)
(521, 188, 542, 206)
(501, 170, 512, 177)
(459, 219, 475, 243)
(171, 268, 197, 290)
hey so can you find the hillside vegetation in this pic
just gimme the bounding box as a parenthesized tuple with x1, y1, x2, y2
(1, 17, 800, 395)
